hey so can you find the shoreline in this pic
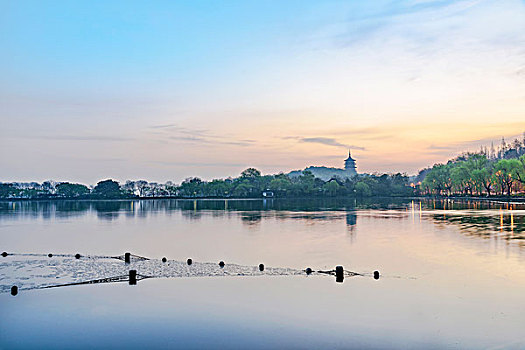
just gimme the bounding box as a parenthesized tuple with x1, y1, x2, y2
(418, 195, 525, 204)
(1, 195, 524, 203)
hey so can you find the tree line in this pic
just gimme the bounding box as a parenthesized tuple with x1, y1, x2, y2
(175, 169, 412, 198)
(0, 179, 127, 199)
(0, 169, 413, 199)
(419, 140, 525, 197)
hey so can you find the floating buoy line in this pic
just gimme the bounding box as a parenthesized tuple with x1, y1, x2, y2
(0, 251, 381, 296)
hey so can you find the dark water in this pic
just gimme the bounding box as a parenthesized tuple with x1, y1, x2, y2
(1, 198, 524, 349)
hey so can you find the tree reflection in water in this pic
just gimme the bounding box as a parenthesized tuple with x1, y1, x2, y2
(417, 199, 525, 248)
(1, 198, 523, 247)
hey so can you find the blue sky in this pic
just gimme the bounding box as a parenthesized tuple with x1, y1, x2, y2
(1, 0, 524, 183)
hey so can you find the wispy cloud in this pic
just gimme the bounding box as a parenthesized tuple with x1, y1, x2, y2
(300, 137, 365, 150)
(322, 0, 486, 49)
(149, 123, 178, 129)
(284, 136, 365, 150)
(308, 0, 525, 90)
(168, 135, 255, 147)
(426, 144, 455, 151)
(147, 160, 246, 168)
(148, 124, 255, 147)
(8, 134, 134, 142)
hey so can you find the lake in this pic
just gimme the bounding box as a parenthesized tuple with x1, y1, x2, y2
(1, 198, 524, 349)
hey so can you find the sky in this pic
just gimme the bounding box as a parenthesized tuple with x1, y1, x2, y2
(1, 0, 524, 184)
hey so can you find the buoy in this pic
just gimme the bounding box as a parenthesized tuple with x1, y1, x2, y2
(75, 253, 81, 259)
(129, 270, 137, 285)
(1, 252, 7, 257)
(373, 271, 380, 280)
(48, 253, 53, 258)
(259, 263, 264, 272)
(187, 258, 193, 266)
(124, 252, 131, 264)
(335, 265, 344, 283)
(162, 257, 167, 263)
(305, 267, 312, 275)
(11, 286, 18, 296)
(219, 261, 225, 268)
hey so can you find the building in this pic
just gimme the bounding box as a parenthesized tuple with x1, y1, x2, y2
(344, 151, 357, 172)
(288, 150, 358, 181)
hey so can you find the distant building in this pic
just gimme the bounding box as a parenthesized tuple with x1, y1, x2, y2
(344, 151, 357, 172)
(289, 150, 358, 181)
(262, 190, 274, 198)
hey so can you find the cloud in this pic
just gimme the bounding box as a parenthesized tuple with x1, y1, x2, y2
(427, 144, 455, 151)
(168, 135, 254, 147)
(287, 136, 365, 150)
(324, 0, 486, 49)
(8, 134, 134, 142)
(149, 123, 178, 129)
(147, 160, 246, 168)
(309, 0, 525, 91)
(149, 124, 255, 147)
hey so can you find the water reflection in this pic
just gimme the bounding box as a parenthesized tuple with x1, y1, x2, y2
(345, 210, 357, 228)
(0, 198, 406, 216)
(414, 199, 525, 248)
(1, 198, 524, 247)
(241, 212, 262, 226)
(0, 198, 373, 227)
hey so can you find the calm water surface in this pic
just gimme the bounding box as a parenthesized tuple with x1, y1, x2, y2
(0, 198, 524, 349)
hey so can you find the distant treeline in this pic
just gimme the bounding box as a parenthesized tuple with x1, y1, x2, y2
(0, 179, 131, 200)
(175, 169, 412, 198)
(0, 169, 413, 199)
(418, 135, 525, 196)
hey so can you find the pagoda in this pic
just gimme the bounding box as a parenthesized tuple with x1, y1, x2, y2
(344, 150, 357, 173)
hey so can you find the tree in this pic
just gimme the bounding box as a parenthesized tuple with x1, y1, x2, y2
(134, 180, 149, 197)
(354, 182, 371, 197)
(515, 155, 525, 185)
(92, 179, 123, 198)
(449, 154, 488, 196)
(206, 179, 230, 197)
(56, 182, 90, 198)
(0, 184, 19, 198)
(240, 168, 261, 179)
(472, 167, 494, 196)
(232, 183, 251, 197)
(323, 180, 342, 196)
(291, 170, 316, 196)
(179, 177, 204, 197)
(421, 164, 452, 196)
(268, 175, 292, 196)
(493, 159, 519, 196)
(42, 181, 56, 195)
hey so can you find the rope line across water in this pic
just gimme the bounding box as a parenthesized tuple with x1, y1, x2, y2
(0, 251, 381, 294)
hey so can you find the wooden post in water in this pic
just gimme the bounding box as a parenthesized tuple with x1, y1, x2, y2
(124, 252, 131, 264)
(259, 263, 265, 272)
(11, 286, 18, 296)
(335, 265, 344, 283)
(373, 271, 380, 280)
(129, 270, 137, 285)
